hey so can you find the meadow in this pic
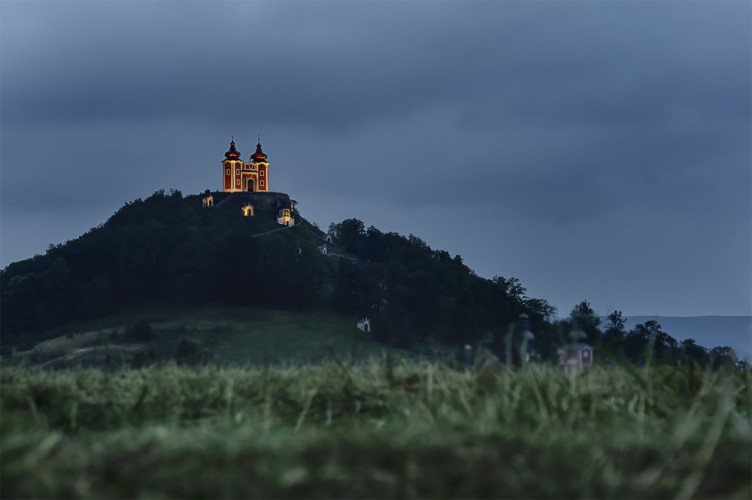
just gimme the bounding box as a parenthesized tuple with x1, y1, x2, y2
(3, 306, 390, 369)
(1, 360, 750, 498)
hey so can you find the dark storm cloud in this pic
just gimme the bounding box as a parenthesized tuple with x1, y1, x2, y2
(6, 2, 744, 131)
(1, 1, 749, 316)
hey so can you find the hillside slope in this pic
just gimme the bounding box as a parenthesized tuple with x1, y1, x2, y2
(1, 189, 537, 355)
(6, 305, 389, 368)
(1, 189, 334, 335)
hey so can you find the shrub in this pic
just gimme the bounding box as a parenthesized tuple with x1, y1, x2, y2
(175, 339, 200, 365)
(125, 320, 154, 342)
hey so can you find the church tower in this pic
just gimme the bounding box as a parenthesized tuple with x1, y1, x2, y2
(249, 141, 269, 192)
(222, 139, 244, 192)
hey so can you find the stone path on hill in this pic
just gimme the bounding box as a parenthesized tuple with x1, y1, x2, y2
(250, 220, 359, 262)
(327, 252, 358, 261)
(251, 226, 292, 238)
(213, 196, 235, 209)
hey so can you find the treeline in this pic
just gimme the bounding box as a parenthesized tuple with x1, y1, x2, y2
(0, 190, 742, 369)
(539, 302, 743, 370)
(326, 218, 553, 348)
(327, 220, 742, 369)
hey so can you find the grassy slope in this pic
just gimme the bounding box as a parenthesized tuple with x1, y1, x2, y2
(6, 305, 386, 368)
(1, 362, 750, 498)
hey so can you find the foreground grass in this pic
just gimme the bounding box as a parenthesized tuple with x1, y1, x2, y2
(1, 361, 750, 498)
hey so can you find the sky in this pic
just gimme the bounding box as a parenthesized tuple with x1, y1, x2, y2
(1, 1, 750, 318)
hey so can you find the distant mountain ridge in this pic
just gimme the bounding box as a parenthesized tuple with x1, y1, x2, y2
(626, 315, 752, 361)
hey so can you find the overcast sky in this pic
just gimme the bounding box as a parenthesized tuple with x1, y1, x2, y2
(1, 1, 750, 318)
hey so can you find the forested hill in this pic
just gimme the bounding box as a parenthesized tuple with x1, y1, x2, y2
(0, 189, 547, 348)
(1, 189, 745, 370)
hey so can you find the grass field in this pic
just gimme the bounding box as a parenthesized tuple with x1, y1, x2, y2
(4, 305, 390, 369)
(1, 360, 750, 498)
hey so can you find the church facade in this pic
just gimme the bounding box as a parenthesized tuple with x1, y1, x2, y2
(222, 139, 270, 193)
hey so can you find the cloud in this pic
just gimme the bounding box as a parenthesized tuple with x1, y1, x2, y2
(1, 0, 749, 315)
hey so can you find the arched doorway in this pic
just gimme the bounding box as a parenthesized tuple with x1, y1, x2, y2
(246, 179, 254, 192)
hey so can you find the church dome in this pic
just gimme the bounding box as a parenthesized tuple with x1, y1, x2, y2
(251, 142, 268, 162)
(225, 140, 241, 160)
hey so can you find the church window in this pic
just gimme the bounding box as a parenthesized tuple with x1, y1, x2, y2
(260, 170, 264, 177)
(226, 169, 230, 175)
(260, 180, 265, 187)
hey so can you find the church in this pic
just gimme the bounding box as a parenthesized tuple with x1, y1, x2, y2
(205, 138, 297, 227)
(221, 138, 270, 192)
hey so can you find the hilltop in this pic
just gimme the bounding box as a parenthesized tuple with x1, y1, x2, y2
(1, 189, 332, 334)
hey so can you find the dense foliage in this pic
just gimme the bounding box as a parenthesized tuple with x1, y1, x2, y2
(1, 190, 330, 334)
(1, 190, 742, 368)
(1, 362, 749, 498)
(546, 303, 744, 370)
(1, 190, 539, 351)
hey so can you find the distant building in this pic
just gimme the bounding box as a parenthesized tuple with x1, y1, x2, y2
(277, 206, 294, 226)
(221, 138, 270, 193)
(519, 313, 535, 363)
(202, 192, 214, 207)
(357, 317, 371, 333)
(558, 328, 594, 369)
(557, 344, 594, 369)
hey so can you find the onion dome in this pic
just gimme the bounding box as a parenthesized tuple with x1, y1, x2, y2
(224, 139, 241, 160)
(251, 141, 268, 162)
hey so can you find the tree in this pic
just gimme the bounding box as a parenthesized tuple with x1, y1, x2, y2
(570, 301, 602, 344)
(492, 276, 526, 306)
(364, 226, 388, 262)
(330, 219, 366, 255)
(624, 321, 680, 365)
(523, 297, 557, 321)
(605, 310, 627, 333)
(601, 310, 627, 358)
(680, 339, 709, 367)
(710, 346, 738, 370)
(176, 339, 201, 365)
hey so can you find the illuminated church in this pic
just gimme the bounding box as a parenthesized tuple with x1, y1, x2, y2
(222, 138, 270, 192)
(206, 138, 296, 226)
